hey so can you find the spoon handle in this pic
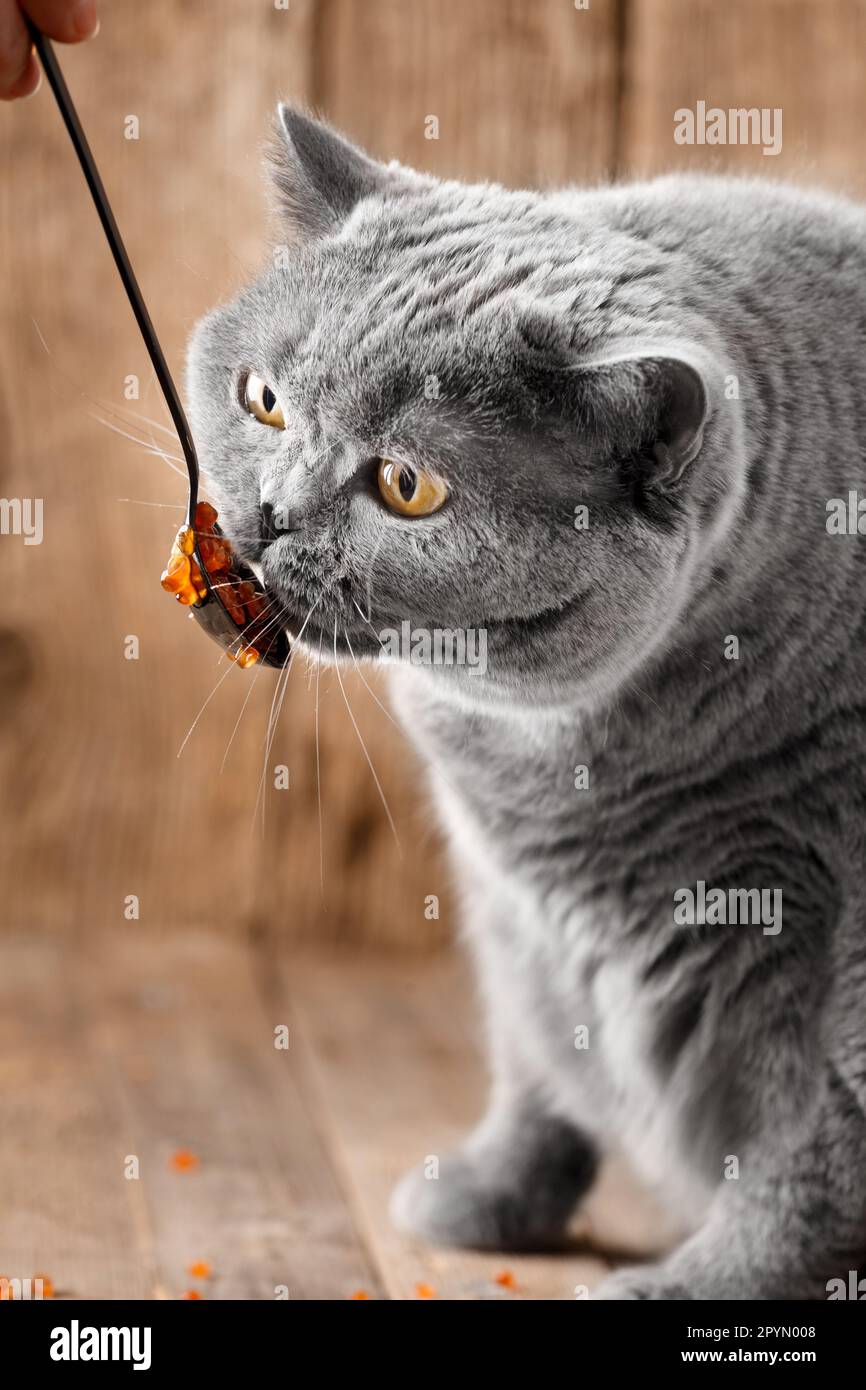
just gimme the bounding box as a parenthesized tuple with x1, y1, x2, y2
(27, 21, 200, 523)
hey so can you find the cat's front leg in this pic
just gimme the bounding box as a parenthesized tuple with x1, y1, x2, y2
(389, 806, 602, 1250)
(593, 1072, 866, 1300)
(390, 1091, 598, 1251)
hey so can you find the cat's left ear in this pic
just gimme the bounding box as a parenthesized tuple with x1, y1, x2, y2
(515, 308, 713, 487)
(574, 345, 713, 488)
(269, 105, 389, 240)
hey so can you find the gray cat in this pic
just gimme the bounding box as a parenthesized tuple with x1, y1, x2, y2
(187, 107, 866, 1300)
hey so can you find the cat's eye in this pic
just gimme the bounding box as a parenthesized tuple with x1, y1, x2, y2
(377, 458, 448, 517)
(243, 372, 285, 429)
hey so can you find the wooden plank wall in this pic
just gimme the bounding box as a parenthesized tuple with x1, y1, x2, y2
(0, 0, 863, 948)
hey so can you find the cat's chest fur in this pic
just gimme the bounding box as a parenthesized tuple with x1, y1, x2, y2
(393, 664, 837, 1225)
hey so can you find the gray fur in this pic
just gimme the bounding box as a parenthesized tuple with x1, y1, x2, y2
(187, 108, 866, 1299)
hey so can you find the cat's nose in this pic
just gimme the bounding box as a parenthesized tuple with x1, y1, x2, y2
(259, 499, 280, 545)
(260, 493, 304, 542)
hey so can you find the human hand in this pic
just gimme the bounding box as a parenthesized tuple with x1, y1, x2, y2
(1, 0, 98, 100)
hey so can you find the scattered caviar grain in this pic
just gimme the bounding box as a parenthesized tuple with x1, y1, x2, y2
(415, 1282, 437, 1299)
(493, 1270, 516, 1289)
(188, 1261, 211, 1280)
(170, 1149, 199, 1173)
(350, 1289, 370, 1300)
(182, 1289, 202, 1300)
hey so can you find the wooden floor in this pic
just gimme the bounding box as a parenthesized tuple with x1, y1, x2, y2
(0, 934, 673, 1300)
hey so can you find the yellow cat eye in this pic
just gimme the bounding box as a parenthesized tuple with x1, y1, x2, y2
(377, 458, 449, 517)
(243, 372, 285, 429)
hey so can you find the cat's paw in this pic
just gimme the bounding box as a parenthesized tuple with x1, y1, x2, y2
(592, 1265, 691, 1301)
(390, 1153, 573, 1252)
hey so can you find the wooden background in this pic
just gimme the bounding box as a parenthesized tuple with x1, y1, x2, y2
(2, 0, 865, 948)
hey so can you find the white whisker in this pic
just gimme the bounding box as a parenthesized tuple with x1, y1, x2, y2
(351, 596, 387, 651)
(315, 626, 324, 894)
(122, 405, 186, 441)
(177, 661, 237, 758)
(221, 656, 265, 773)
(117, 498, 185, 509)
(333, 618, 401, 854)
(252, 599, 320, 833)
(344, 628, 462, 802)
(363, 533, 386, 622)
(91, 414, 186, 479)
(31, 317, 50, 355)
(88, 397, 186, 462)
(254, 646, 294, 835)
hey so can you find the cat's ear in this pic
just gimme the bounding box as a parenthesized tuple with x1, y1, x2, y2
(572, 346, 712, 489)
(513, 305, 713, 488)
(269, 105, 388, 240)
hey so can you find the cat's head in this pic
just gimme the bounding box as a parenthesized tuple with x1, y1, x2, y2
(187, 108, 740, 709)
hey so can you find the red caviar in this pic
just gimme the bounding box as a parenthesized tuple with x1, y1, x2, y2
(160, 501, 273, 668)
(170, 1149, 199, 1173)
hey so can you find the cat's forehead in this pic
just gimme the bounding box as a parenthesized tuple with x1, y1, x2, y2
(249, 185, 571, 370)
(242, 214, 501, 380)
(264, 184, 649, 366)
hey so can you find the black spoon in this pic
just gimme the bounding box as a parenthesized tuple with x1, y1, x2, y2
(27, 22, 290, 670)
